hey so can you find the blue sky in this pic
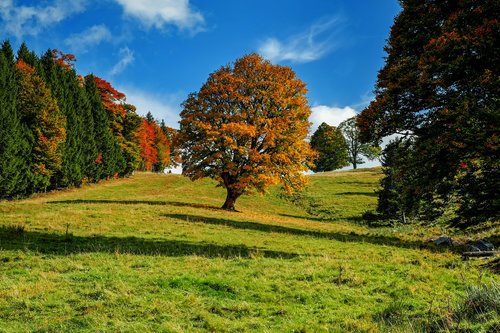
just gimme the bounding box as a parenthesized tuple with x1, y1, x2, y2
(1, 0, 401, 134)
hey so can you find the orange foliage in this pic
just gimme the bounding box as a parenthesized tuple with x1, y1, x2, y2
(52, 49, 76, 70)
(94, 76, 126, 117)
(179, 53, 315, 209)
(16, 60, 66, 183)
(137, 119, 157, 171)
(15, 59, 35, 74)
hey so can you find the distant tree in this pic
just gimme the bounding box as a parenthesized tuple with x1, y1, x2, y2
(160, 119, 180, 166)
(145, 111, 155, 123)
(310, 122, 348, 172)
(137, 118, 157, 171)
(339, 117, 381, 169)
(135, 114, 171, 172)
(358, 0, 499, 226)
(121, 104, 142, 175)
(178, 53, 315, 210)
(152, 122, 170, 172)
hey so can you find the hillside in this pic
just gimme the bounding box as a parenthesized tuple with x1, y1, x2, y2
(0, 169, 497, 332)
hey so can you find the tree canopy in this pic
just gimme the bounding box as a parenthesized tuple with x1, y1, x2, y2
(310, 122, 348, 172)
(178, 53, 315, 210)
(339, 117, 381, 170)
(0, 40, 173, 199)
(358, 0, 499, 226)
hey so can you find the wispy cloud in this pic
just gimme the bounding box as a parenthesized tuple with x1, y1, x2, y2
(0, 0, 86, 39)
(114, 0, 204, 34)
(109, 47, 135, 76)
(258, 17, 342, 63)
(64, 24, 112, 53)
(118, 85, 182, 129)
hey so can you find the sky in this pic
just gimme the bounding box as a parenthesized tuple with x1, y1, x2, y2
(0, 0, 402, 168)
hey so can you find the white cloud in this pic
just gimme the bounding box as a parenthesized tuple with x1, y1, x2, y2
(258, 17, 341, 63)
(114, 0, 204, 33)
(118, 86, 182, 129)
(310, 105, 356, 132)
(64, 24, 112, 53)
(0, 0, 86, 39)
(109, 47, 135, 76)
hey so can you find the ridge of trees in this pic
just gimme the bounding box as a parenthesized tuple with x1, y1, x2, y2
(0, 40, 175, 199)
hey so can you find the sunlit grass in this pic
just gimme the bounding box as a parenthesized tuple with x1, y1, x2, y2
(0, 170, 497, 332)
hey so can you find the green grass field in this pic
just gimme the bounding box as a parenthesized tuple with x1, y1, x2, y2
(0, 169, 497, 332)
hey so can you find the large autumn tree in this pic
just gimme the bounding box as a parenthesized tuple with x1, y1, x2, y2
(178, 53, 315, 210)
(358, 0, 499, 226)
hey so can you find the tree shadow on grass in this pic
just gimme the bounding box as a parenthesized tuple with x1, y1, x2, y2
(0, 227, 297, 259)
(335, 191, 378, 197)
(278, 213, 364, 223)
(48, 199, 221, 211)
(164, 213, 448, 253)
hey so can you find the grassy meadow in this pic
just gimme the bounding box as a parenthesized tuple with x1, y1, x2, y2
(0, 169, 497, 332)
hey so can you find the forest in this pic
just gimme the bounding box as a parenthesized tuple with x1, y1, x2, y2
(0, 41, 176, 199)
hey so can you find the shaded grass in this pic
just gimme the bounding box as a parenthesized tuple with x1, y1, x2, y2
(0, 226, 298, 259)
(164, 213, 444, 253)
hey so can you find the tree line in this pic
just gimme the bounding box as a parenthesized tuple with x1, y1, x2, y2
(0, 41, 175, 199)
(358, 0, 498, 228)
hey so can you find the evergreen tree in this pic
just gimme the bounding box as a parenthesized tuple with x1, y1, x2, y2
(16, 42, 38, 67)
(359, 0, 499, 226)
(121, 104, 142, 175)
(16, 58, 66, 192)
(0, 43, 30, 198)
(69, 72, 96, 181)
(40, 49, 85, 187)
(85, 75, 120, 180)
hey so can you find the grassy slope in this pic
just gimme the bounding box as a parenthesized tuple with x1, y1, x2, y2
(0, 169, 496, 332)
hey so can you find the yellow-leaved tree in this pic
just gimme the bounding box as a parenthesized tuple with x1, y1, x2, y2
(178, 54, 315, 210)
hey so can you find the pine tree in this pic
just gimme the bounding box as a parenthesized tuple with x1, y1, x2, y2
(40, 50, 85, 187)
(85, 74, 120, 180)
(69, 72, 96, 181)
(16, 58, 66, 193)
(0, 42, 30, 198)
(121, 104, 142, 175)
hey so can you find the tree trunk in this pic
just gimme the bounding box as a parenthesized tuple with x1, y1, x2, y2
(222, 188, 241, 211)
(353, 161, 357, 169)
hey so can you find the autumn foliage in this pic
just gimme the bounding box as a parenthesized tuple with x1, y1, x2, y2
(94, 76, 127, 117)
(0, 40, 172, 198)
(52, 49, 76, 70)
(179, 54, 315, 210)
(136, 115, 171, 172)
(358, 0, 499, 226)
(16, 59, 66, 191)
